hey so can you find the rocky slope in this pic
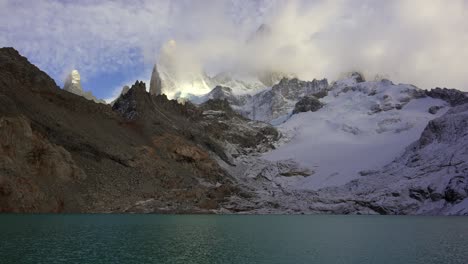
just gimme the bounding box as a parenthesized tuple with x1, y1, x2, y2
(0, 47, 278, 213)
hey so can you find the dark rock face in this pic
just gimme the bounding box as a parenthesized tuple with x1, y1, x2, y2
(271, 78, 329, 100)
(292, 96, 324, 114)
(1, 47, 270, 213)
(249, 77, 329, 121)
(445, 176, 468, 202)
(426, 87, 468, 106)
(409, 188, 430, 201)
(112, 81, 147, 120)
(205, 85, 251, 106)
(197, 99, 279, 156)
(199, 77, 328, 123)
(418, 103, 468, 147)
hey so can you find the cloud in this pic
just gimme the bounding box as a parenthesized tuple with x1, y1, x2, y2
(164, 0, 468, 91)
(1, 0, 468, 96)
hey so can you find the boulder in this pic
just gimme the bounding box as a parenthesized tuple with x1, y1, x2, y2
(292, 95, 324, 114)
(445, 176, 468, 202)
(428, 105, 443, 115)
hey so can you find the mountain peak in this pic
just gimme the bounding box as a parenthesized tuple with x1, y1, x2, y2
(149, 64, 162, 96)
(62, 69, 104, 104)
(63, 69, 83, 94)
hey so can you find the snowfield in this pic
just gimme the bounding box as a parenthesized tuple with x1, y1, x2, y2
(263, 85, 448, 189)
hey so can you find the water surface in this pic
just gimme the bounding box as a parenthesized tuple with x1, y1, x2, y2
(1, 215, 467, 263)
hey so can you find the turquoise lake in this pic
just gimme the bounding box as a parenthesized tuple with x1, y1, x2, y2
(1, 215, 467, 263)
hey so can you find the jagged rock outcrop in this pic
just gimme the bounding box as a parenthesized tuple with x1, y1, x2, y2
(63, 70, 105, 104)
(425, 87, 468, 106)
(331, 72, 365, 90)
(210, 72, 266, 93)
(205, 86, 242, 105)
(109, 85, 130, 106)
(331, 77, 428, 115)
(194, 76, 329, 123)
(197, 99, 280, 157)
(248, 77, 329, 122)
(292, 96, 324, 114)
(149, 64, 162, 96)
(204, 86, 252, 107)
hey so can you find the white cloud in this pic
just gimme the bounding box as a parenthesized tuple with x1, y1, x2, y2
(1, 0, 468, 94)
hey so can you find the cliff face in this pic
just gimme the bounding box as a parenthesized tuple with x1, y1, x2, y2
(0, 47, 254, 213)
(0, 115, 85, 212)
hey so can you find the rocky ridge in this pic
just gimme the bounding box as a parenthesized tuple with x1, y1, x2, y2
(199, 77, 329, 123)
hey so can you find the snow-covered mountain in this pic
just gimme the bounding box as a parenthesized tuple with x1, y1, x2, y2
(263, 74, 443, 189)
(314, 102, 468, 215)
(147, 24, 294, 103)
(151, 62, 271, 101)
(190, 72, 468, 215)
(189, 76, 329, 123)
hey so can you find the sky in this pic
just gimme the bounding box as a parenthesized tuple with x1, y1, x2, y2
(1, 0, 468, 101)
